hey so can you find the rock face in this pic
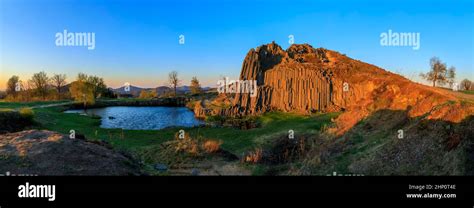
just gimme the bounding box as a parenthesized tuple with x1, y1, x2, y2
(199, 41, 473, 134)
(219, 42, 468, 116)
(225, 42, 357, 116)
(193, 100, 207, 119)
(227, 42, 337, 115)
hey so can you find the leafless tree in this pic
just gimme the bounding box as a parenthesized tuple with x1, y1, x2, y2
(30, 71, 49, 100)
(51, 74, 67, 100)
(460, 79, 472, 91)
(168, 71, 179, 97)
(420, 57, 454, 87)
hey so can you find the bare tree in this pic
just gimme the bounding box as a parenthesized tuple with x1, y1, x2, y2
(168, 71, 179, 97)
(460, 79, 472, 91)
(51, 74, 67, 100)
(447, 66, 456, 88)
(77, 73, 88, 82)
(420, 57, 457, 87)
(30, 71, 49, 100)
(24, 80, 34, 102)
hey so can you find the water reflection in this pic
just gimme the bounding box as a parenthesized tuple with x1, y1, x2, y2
(65, 106, 204, 130)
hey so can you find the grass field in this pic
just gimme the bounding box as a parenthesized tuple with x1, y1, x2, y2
(461, 90, 474, 95)
(0, 100, 71, 109)
(0, 100, 338, 174)
(32, 106, 337, 153)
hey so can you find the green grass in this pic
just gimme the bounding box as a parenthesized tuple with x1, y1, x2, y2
(0, 100, 70, 109)
(32, 106, 338, 154)
(460, 90, 474, 95)
(1, 100, 339, 174)
(338, 131, 389, 168)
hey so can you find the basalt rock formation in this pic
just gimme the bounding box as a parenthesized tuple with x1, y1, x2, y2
(200, 42, 473, 134)
(230, 42, 336, 115)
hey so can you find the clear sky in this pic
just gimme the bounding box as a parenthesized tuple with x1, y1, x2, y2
(1, 0, 473, 90)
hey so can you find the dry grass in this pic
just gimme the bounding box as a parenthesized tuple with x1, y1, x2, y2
(202, 139, 222, 153)
(243, 148, 263, 164)
(173, 132, 223, 156)
(174, 132, 199, 155)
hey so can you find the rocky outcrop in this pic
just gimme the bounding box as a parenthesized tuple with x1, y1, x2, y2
(193, 100, 207, 119)
(227, 42, 337, 115)
(198, 41, 473, 134)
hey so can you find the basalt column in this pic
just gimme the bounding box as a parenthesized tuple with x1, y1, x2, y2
(230, 42, 335, 116)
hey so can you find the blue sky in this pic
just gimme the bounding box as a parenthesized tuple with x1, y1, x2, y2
(1, 0, 473, 89)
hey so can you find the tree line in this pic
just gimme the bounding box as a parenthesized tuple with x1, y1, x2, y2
(4, 72, 111, 102)
(4, 70, 204, 102)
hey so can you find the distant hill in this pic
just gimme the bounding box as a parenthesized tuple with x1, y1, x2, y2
(112, 85, 194, 97)
(60, 82, 205, 97)
(156, 86, 171, 95)
(113, 85, 146, 96)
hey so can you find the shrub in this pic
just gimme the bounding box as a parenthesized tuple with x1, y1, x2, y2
(243, 148, 263, 164)
(202, 139, 222, 153)
(0, 110, 32, 133)
(205, 115, 225, 123)
(171, 132, 224, 157)
(19, 108, 34, 121)
(139, 90, 157, 99)
(174, 132, 199, 155)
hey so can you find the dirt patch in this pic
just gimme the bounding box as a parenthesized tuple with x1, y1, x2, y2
(0, 130, 142, 175)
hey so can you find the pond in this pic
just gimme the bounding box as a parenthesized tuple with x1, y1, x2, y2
(64, 106, 204, 130)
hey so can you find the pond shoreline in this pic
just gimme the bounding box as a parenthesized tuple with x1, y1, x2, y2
(67, 97, 189, 110)
(64, 105, 205, 130)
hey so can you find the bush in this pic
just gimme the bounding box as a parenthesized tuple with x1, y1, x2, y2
(205, 115, 225, 123)
(243, 148, 263, 164)
(174, 132, 199, 155)
(202, 139, 222, 153)
(19, 108, 34, 121)
(139, 134, 232, 167)
(139, 90, 157, 99)
(0, 110, 33, 133)
(242, 134, 313, 165)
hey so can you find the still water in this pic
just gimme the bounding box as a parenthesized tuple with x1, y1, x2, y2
(65, 106, 204, 130)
